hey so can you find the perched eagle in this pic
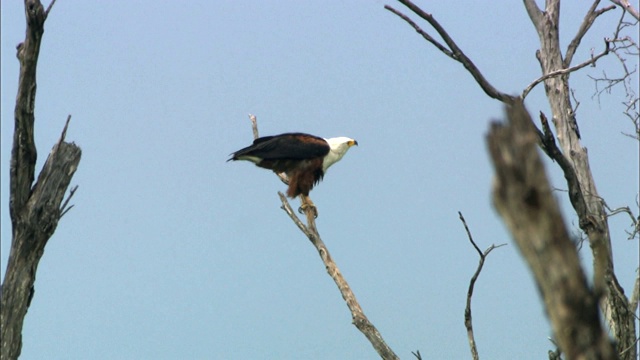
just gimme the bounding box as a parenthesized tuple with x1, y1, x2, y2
(228, 132, 357, 214)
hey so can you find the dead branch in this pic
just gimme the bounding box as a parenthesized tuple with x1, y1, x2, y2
(522, 40, 611, 100)
(600, 200, 639, 240)
(610, 0, 640, 20)
(247, 114, 289, 185)
(59, 185, 78, 218)
(458, 212, 506, 360)
(384, 6, 454, 60)
(249, 113, 259, 139)
(589, 11, 640, 140)
(537, 112, 591, 224)
(487, 100, 616, 359)
(278, 193, 399, 360)
(565, 1, 616, 68)
(44, 0, 56, 16)
(588, 9, 639, 98)
(587, 8, 640, 141)
(384, 1, 515, 104)
(522, 1, 618, 100)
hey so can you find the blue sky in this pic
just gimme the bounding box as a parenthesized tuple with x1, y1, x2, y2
(1, 1, 638, 359)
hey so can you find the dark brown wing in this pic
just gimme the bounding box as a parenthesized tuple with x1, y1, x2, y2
(229, 133, 329, 161)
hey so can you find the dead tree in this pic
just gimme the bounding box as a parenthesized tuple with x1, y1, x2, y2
(489, 101, 617, 360)
(0, 1, 81, 360)
(385, 0, 639, 359)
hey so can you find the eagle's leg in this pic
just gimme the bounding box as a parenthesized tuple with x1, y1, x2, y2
(298, 195, 318, 218)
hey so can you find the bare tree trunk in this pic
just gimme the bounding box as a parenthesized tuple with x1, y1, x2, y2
(487, 100, 617, 360)
(523, 1, 637, 357)
(0, 1, 81, 359)
(386, 0, 638, 358)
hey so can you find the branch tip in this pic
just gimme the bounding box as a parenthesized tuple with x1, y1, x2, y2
(248, 114, 259, 140)
(45, 0, 57, 17)
(59, 114, 72, 143)
(460, 211, 505, 360)
(59, 185, 79, 218)
(387, 0, 514, 103)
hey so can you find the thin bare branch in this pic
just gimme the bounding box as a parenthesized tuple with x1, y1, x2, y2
(385, 0, 515, 104)
(384, 5, 454, 59)
(278, 193, 399, 360)
(522, 40, 611, 100)
(44, 0, 56, 17)
(59, 115, 72, 142)
(59, 185, 78, 219)
(459, 212, 506, 360)
(600, 199, 639, 240)
(565, 1, 616, 67)
(588, 8, 640, 142)
(246, 114, 289, 185)
(248, 114, 259, 140)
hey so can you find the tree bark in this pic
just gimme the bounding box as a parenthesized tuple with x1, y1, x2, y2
(1, 1, 81, 359)
(487, 100, 616, 360)
(386, 1, 637, 357)
(523, 1, 637, 357)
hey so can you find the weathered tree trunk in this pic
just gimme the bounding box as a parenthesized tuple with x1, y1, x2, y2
(523, 1, 637, 358)
(386, 0, 637, 358)
(0, 1, 81, 359)
(488, 100, 617, 360)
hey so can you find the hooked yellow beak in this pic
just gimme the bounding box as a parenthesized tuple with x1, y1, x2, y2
(348, 139, 358, 147)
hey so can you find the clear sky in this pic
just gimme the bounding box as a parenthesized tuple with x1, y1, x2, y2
(1, 1, 638, 359)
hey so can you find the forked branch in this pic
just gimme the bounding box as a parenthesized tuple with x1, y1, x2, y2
(459, 212, 506, 360)
(522, 40, 611, 99)
(565, 1, 616, 67)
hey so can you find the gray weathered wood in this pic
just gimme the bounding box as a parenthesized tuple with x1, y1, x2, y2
(488, 101, 616, 360)
(1, 1, 82, 359)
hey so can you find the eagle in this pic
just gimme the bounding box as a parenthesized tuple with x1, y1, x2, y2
(228, 132, 358, 215)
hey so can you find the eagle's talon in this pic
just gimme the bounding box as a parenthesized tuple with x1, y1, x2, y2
(298, 203, 319, 218)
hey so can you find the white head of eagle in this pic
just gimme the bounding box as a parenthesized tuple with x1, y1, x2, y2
(228, 132, 357, 198)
